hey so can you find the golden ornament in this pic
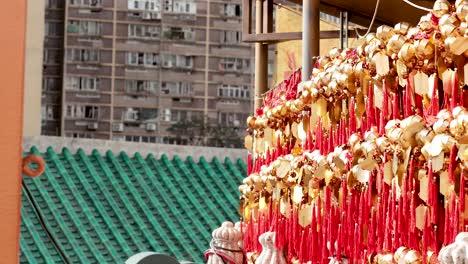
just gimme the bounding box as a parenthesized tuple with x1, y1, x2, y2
(433, 0, 451, 18)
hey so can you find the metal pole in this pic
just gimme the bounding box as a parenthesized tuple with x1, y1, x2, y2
(340, 11, 349, 49)
(302, 0, 320, 81)
(254, 0, 267, 110)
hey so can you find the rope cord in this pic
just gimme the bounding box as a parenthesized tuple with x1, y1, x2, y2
(22, 180, 70, 264)
(273, 3, 302, 16)
(402, 0, 432, 12)
(354, 0, 381, 38)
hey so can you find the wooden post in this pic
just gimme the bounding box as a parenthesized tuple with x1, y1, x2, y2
(254, 0, 268, 110)
(0, 0, 27, 262)
(302, 0, 320, 81)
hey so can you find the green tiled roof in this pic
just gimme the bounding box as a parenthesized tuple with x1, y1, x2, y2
(20, 146, 246, 263)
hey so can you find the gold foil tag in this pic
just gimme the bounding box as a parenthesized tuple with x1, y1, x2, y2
(272, 183, 281, 201)
(276, 159, 291, 179)
(464, 194, 468, 219)
(256, 137, 265, 154)
(432, 153, 445, 173)
(298, 204, 313, 227)
(259, 196, 267, 212)
(465, 63, 468, 86)
(292, 185, 303, 204)
(284, 124, 291, 138)
(244, 135, 253, 150)
(280, 196, 291, 218)
(298, 121, 307, 141)
(374, 83, 384, 109)
(373, 53, 390, 76)
(442, 69, 454, 94)
(439, 170, 451, 197)
(264, 127, 273, 149)
(291, 122, 299, 139)
(415, 205, 426, 231)
(384, 161, 393, 185)
(414, 71, 429, 95)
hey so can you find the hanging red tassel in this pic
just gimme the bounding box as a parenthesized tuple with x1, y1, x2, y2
(392, 92, 400, 120)
(460, 170, 466, 228)
(451, 70, 460, 110)
(430, 74, 440, 116)
(276, 135, 281, 159)
(317, 118, 323, 154)
(449, 145, 457, 184)
(368, 82, 376, 127)
(462, 86, 468, 108)
(349, 97, 356, 134)
(307, 128, 313, 151)
(405, 75, 414, 117)
(454, 199, 460, 242)
(247, 152, 252, 175)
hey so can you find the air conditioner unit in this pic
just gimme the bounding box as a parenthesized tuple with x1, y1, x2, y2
(87, 122, 99, 130)
(146, 123, 157, 131)
(112, 122, 124, 132)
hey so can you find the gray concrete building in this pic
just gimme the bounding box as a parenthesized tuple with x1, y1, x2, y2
(42, 0, 269, 145)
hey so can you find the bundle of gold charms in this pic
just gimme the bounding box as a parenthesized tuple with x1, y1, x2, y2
(239, 1, 468, 263)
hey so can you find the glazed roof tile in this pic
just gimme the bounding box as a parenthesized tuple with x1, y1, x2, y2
(20, 146, 245, 263)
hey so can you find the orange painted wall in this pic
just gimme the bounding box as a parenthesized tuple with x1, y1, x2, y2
(0, 0, 27, 262)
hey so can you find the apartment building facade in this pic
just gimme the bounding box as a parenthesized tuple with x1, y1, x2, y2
(42, 0, 264, 144)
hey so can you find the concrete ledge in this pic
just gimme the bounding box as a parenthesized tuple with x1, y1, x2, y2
(23, 136, 247, 162)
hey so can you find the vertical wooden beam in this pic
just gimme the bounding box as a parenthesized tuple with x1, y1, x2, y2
(0, 0, 27, 262)
(302, 0, 320, 81)
(242, 0, 252, 36)
(263, 0, 273, 34)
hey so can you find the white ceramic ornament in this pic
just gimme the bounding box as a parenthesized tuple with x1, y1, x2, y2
(206, 222, 244, 264)
(439, 232, 468, 264)
(255, 232, 287, 264)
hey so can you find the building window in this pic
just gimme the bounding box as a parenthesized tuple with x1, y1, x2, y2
(45, 22, 62, 36)
(67, 49, 99, 63)
(164, 0, 196, 14)
(43, 49, 61, 64)
(70, 0, 103, 7)
(66, 105, 99, 119)
(128, 0, 160, 11)
(128, 24, 160, 39)
(223, 4, 241, 17)
(67, 132, 95, 139)
(219, 58, 250, 72)
(67, 76, 99, 91)
(126, 52, 159, 67)
(124, 108, 158, 121)
(46, 0, 63, 8)
(41, 105, 57, 120)
(218, 112, 246, 127)
(161, 109, 189, 122)
(218, 85, 250, 99)
(124, 136, 158, 143)
(221, 31, 241, 44)
(161, 54, 193, 69)
(162, 27, 194, 41)
(161, 82, 193, 96)
(43, 77, 60, 91)
(125, 80, 159, 94)
(67, 20, 102, 35)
